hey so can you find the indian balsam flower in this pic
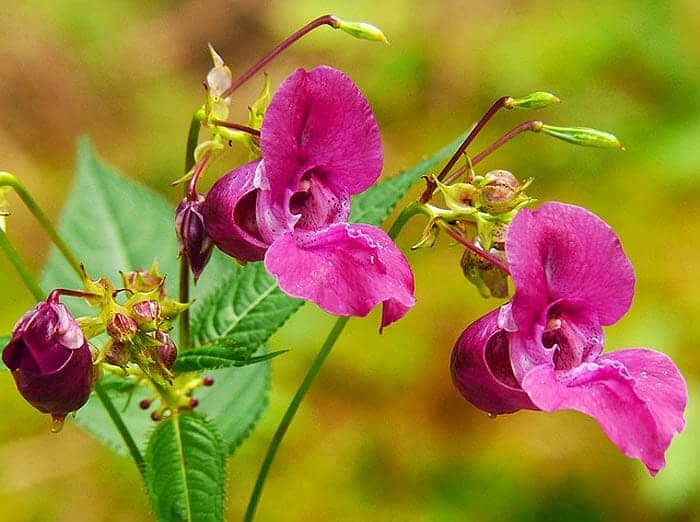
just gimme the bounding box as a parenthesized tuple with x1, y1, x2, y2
(451, 202, 687, 475)
(203, 66, 415, 330)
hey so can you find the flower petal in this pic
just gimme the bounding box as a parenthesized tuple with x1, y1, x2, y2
(264, 223, 414, 329)
(507, 202, 635, 331)
(602, 348, 687, 444)
(451, 309, 537, 415)
(521, 353, 685, 475)
(257, 66, 382, 239)
(203, 160, 270, 262)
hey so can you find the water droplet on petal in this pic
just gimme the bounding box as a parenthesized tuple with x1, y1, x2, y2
(487, 412, 497, 419)
(50, 414, 66, 433)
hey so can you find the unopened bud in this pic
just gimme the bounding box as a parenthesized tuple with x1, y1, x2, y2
(206, 44, 233, 98)
(132, 300, 160, 331)
(477, 170, 522, 213)
(331, 16, 389, 44)
(107, 313, 138, 343)
(154, 331, 177, 370)
(104, 340, 130, 368)
(505, 92, 560, 110)
(461, 242, 509, 299)
(2, 295, 96, 418)
(189, 397, 199, 408)
(540, 124, 624, 149)
(176, 195, 214, 282)
(202, 376, 214, 387)
(139, 399, 152, 410)
(121, 267, 165, 296)
(150, 410, 162, 422)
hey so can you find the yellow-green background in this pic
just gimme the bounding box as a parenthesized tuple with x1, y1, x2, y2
(1, 1, 698, 520)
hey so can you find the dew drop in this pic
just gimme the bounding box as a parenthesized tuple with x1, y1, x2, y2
(640, 371, 648, 379)
(487, 412, 497, 419)
(50, 414, 66, 433)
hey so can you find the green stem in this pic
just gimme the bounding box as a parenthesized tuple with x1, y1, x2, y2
(244, 316, 350, 522)
(387, 202, 429, 240)
(0, 172, 83, 279)
(0, 227, 44, 301)
(179, 111, 204, 351)
(0, 173, 145, 476)
(95, 381, 145, 475)
(244, 205, 416, 521)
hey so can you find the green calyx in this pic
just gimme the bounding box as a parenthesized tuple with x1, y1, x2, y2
(540, 124, 624, 149)
(505, 91, 560, 110)
(331, 16, 389, 44)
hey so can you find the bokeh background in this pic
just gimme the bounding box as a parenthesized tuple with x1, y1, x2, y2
(1, 1, 699, 520)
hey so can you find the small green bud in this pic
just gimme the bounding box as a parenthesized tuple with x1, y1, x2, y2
(438, 181, 477, 213)
(331, 16, 389, 44)
(540, 124, 624, 149)
(206, 44, 232, 97)
(411, 220, 440, 250)
(505, 92, 560, 110)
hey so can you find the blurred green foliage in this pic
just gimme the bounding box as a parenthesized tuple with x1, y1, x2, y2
(0, 1, 698, 520)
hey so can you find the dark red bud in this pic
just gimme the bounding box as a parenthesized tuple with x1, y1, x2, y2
(106, 313, 138, 343)
(202, 376, 214, 386)
(150, 410, 162, 422)
(139, 399, 152, 410)
(154, 331, 177, 370)
(2, 298, 95, 417)
(189, 397, 199, 408)
(176, 194, 214, 282)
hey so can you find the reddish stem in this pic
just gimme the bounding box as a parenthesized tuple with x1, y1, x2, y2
(440, 223, 510, 274)
(48, 288, 101, 303)
(210, 120, 261, 136)
(420, 96, 512, 203)
(186, 153, 212, 201)
(443, 120, 543, 185)
(221, 15, 338, 98)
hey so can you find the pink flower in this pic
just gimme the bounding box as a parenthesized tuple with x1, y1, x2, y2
(452, 202, 687, 475)
(204, 66, 415, 329)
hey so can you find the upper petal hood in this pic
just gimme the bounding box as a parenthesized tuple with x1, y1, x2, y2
(257, 66, 382, 240)
(507, 202, 635, 332)
(264, 223, 414, 330)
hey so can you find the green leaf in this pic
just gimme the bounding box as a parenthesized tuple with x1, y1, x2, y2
(173, 343, 288, 373)
(145, 412, 226, 522)
(349, 132, 468, 226)
(190, 261, 303, 350)
(40, 140, 270, 456)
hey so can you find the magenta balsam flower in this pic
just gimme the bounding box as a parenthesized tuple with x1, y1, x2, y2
(452, 202, 687, 474)
(2, 293, 95, 421)
(204, 66, 415, 329)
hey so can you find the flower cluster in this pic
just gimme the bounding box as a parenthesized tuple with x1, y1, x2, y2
(201, 66, 415, 329)
(451, 202, 687, 474)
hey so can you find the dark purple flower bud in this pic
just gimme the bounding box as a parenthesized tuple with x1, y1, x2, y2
(2, 296, 96, 420)
(107, 313, 138, 343)
(176, 194, 215, 281)
(154, 331, 177, 370)
(202, 161, 270, 262)
(132, 300, 160, 330)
